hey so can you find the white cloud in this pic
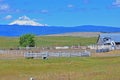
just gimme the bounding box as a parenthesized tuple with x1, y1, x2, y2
(67, 4, 74, 8)
(14, 9, 20, 13)
(0, 4, 10, 10)
(4, 15, 12, 20)
(41, 9, 48, 13)
(112, 0, 120, 7)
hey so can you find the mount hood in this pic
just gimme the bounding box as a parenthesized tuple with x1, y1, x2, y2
(9, 16, 47, 26)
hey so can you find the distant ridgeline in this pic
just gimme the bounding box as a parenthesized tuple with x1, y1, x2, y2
(0, 25, 120, 37)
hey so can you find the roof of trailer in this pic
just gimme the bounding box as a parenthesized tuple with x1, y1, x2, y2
(99, 33, 120, 42)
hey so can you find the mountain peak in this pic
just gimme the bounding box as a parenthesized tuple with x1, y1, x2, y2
(9, 16, 47, 26)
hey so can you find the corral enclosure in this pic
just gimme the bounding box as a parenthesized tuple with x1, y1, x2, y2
(24, 51, 91, 59)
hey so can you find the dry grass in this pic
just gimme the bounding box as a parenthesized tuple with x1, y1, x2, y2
(0, 38, 120, 80)
(92, 50, 120, 57)
(0, 56, 120, 80)
(45, 32, 100, 37)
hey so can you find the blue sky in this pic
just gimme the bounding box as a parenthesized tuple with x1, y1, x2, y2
(0, 0, 120, 27)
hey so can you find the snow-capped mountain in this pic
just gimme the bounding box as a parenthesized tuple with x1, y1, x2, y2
(9, 16, 47, 26)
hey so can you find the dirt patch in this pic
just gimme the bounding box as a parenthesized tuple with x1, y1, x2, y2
(45, 32, 101, 37)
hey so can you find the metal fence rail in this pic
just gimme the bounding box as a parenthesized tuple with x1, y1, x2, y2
(24, 51, 91, 59)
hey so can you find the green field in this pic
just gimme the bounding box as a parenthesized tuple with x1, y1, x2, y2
(0, 57, 120, 80)
(0, 36, 97, 49)
(0, 37, 19, 49)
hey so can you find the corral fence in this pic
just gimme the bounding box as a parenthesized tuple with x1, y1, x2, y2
(88, 45, 120, 53)
(0, 50, 27, 59)
(24, 51, 91, 59)
(88, 45, 120, 50)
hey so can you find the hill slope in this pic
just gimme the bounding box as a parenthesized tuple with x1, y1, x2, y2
(0, 25, 120, 37)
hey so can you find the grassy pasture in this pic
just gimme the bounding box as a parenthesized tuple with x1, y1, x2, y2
(0, 36, 97, 49)
(0, 37, 19, 49)
(0, 57, 120, 80)
(35, 36, 97, 47)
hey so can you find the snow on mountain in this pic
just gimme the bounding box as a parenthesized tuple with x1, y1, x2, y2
(9, 16, 47, 26)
